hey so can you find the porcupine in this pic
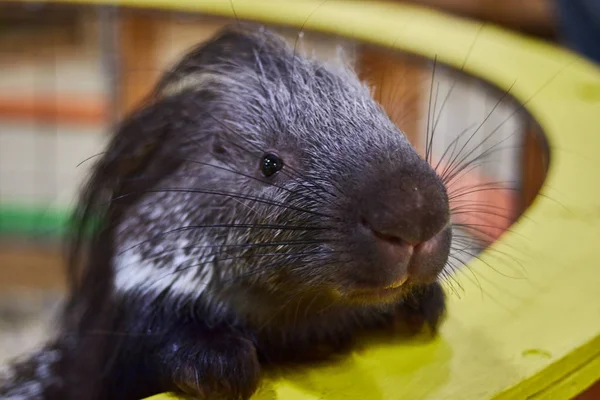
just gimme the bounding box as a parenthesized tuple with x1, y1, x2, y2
(0, 24, 452, 400)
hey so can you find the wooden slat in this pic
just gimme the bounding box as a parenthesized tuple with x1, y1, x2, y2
(398, 0, 557, 37)
(0, 93, 107, 124)
(357, 46, 426, 151)
(520, 118, 550, 213)
(118, 11, 162, 116)
(575, 381, 600, 400)
(0, 243, 65, 290)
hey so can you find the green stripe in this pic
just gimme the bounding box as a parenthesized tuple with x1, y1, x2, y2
(0, 203, 72, 237)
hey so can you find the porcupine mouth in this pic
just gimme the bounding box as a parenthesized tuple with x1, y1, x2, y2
(344, 281, 409, 303)
(341, 226, 451, 305)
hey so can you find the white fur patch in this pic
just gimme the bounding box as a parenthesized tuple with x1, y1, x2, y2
(160, 72, 239, 98)
(113, 241, 214, 298)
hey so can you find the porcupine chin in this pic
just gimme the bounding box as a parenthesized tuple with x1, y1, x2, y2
(0, 20, 532, 400)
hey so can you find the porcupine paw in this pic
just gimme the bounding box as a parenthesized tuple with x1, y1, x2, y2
(171, 335, 261, 400)
(391, 281, 446, 336)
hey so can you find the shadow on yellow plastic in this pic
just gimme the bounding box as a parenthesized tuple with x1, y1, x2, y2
(9, 0, 600, 398)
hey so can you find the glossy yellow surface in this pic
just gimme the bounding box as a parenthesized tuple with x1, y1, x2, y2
(10, 0, 600, 399)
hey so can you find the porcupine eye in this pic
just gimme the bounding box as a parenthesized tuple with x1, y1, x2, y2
(260, 153, 284, 177)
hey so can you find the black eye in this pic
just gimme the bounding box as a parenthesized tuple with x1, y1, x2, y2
(260, 153, 284, 177)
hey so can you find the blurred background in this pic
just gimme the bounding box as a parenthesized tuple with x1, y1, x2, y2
(0, 0, 597, 397)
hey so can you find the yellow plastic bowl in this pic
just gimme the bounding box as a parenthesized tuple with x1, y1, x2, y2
(11, 0, 600, 398)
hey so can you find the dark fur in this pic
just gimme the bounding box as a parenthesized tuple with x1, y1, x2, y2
(1, 24, 451, 400)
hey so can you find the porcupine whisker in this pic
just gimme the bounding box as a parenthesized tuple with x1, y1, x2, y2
(442, 130, 523, 184)
(121, 240, 338, 270)
(244, 250, 340, 258)
(427, 80, 442, 163)
(447, 178, 517, 200)
(439, 102, 516, 180)
(451, 209, 513, 222)
(450, 198, 516, 210)
(385, 45, 420, 129)
(450, 238, 491, 250)
(259, 288, 334, 338)
(113, 206, 335, 259)
(438, 271, 463, 298)
(453, 272, 482, 303)
(121, 239, 338, 265)
(449, 187, 521, 225)
(255, 295, 301, 333)
(287, 8, 352, 200)
(442, 60, 574, 184)
(425, 23, 485, 164)
(452, 243, 527, 276)
(430, 81, 458, 147)
(177, 158, 336, 207)
(248, 39, 304, 141)
(76, 152, 108, 168)
(110, 157, 338, 209)
(451, 224, 511, 243)
(445, 255, 469, 271)
(443, 257, 465, 278)
(447, 171, 513, 196)
(450, 240, 480, 253)
(299, 291, 322, 324)
(110, 188, 335, 219)
(450, 198, 517, 211)
(125, 241, 339, 272)
(432, 30, 482, 154)
(208, 115, 344, 205)
(432, 123, 478, 173)
(449, 190, 519, 209)
(450, 202, 514, 214)
(424, 55, 437, 164)
(440, 82, 517, 181)
(452, 233, 501, 252)
(445, 258, 480, 295)
(451, 242, 527, 276)
(453, 237, 527, 266)
(452, 222, 526, 239)
(149, 250, 341, 291)
(117, 223, 330, 256)
(447, 177, 518, 193)
(449, 246, 481, 259)
(448, 184, 518, 201)
(451, 213, 515, 230)
(449, 235, 486, 247)
(289, 0, 331, 111)
(208, 112, 346, 202)
(237, 250, 346, 277)
(451, 247, 526, 280)
(369, 47, 394, 121)
(229, 0, 240, 26)
(111, 167, 335, 211)
(445, 159, 515, 191)
(178, 103, 342, 203)
(442, 137, 523, 184)
(164, 239, 334, 252)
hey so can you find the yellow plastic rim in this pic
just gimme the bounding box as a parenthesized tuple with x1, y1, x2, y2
(10, 0, 600, 399)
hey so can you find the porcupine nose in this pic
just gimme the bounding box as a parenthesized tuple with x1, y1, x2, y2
(356, 161, 451, 288)
(363, 173, 449, 245)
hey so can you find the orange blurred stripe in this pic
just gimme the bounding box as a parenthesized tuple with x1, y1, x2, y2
(0, 93, 108, 125)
